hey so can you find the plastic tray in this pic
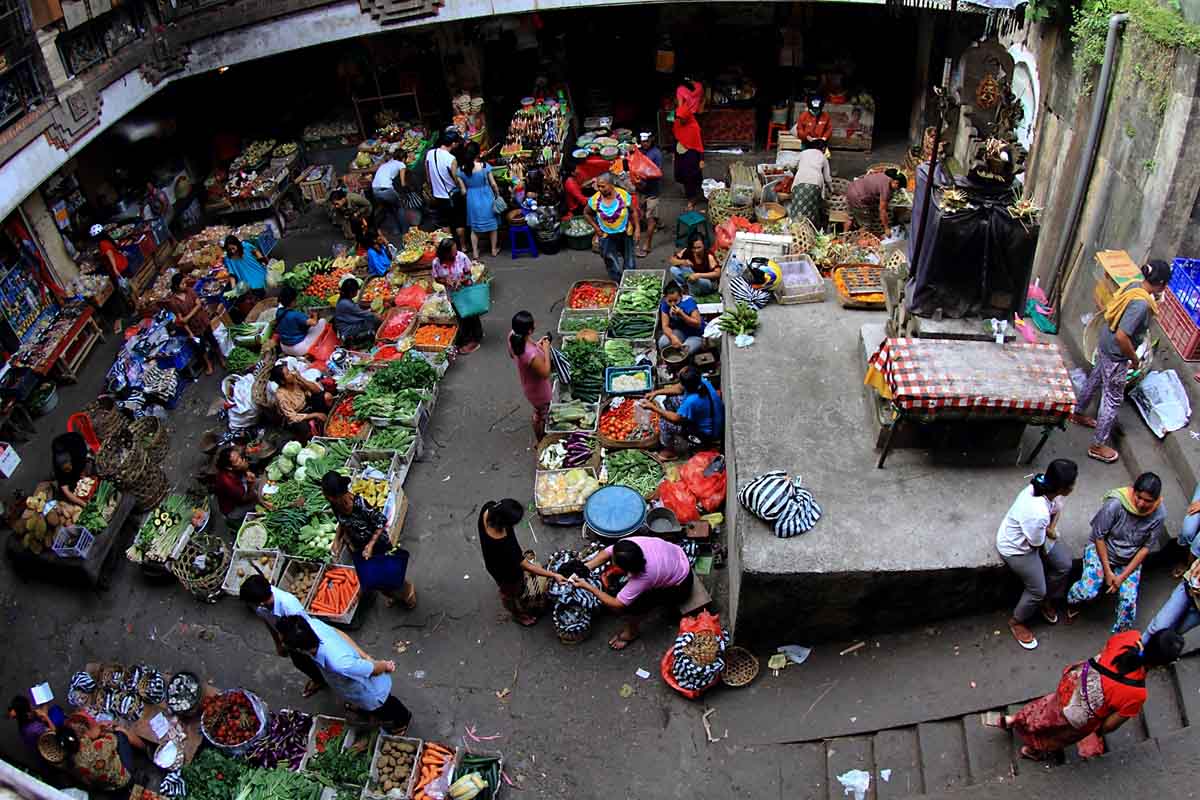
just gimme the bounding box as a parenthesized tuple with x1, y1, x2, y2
(565, 279, 618, 310)
(604, 365, 654, 395)
(558, 308, 610, 336)
(350, 447, 414, 489)
(606, 312, 657, 340)
(619, 269, 666, 290)
(277, 557, 325, 608)
(612, 288, 662, 315)
(306, 564, 362, 625)
(774, 256, 825, 304)
(534, 467, 599, 516)
(363, 734, 423, 800)
(222, 549, 283, 595)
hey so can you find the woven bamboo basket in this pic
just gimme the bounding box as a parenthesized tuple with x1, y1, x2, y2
(37, 731, 65, 764)
(129, 417, 169, 465)
(830, 177, 851, 196)
(81, 397, 124, 443)
(170, 532, 230, 603)
(789, 217, 818, 255)
(721, 646, 760, 687)
(867, 162, 901, 175)
(883, 249, 910, 274)
(132, 467, 170, 513)
(557, 627, 590, 645)
(250, 341, 278, 408)
(683, 632, 722, 665)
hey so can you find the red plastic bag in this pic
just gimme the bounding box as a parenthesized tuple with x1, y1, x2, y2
(659, 479, 700, 524)
(715, 220, 737, 251)
(627, 147, 664, 184)
(660, 611, 724, 700)
(681, 451, 726, 512)
(394, 285, 428, 309)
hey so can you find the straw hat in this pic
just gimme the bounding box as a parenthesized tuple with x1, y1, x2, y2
(38, 731, 65, 765)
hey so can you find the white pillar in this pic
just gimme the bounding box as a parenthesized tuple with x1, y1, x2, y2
(21, 191, 79, 287)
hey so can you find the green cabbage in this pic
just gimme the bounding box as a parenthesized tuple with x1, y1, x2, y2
(282, 441, 302, 457)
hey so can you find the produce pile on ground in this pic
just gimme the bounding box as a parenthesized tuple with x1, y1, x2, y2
(309, 567, 360, 617)
(305, 727, 372, 787)
(418, 294, 454, 321)
(283, 256, 360, 306)
(548, 400, 597, 432)
(563, 337, 605, 403)
(602, 339, 636, 367)
(202, 690, 262, 747)
(599, 397, 658, 442)
(263, 507, 336, 559)
(603, 449, 664, 497)
(560, 313, 609, 333)
(539, 433, 596, 470)
(14, 484, 78, 553)
(233, 767, 321, 800)
(268, 441, 352, 510)
(535, 468, 601, 512)
(608, 312, 656, 339)
(716, 302, 759, 336)
(692, 291, 722, 305)
(568, 282, 615, 309)
(245, 709, 312, 770)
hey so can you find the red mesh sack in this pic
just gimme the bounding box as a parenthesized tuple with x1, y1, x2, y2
(660, 611, 724, 700)
(659, 479, 700, 524)
(681, 451, 726, 512)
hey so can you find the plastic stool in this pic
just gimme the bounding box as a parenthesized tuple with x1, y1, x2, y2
(67, 413, 101, 453)
(675, 210, 712, 248)
(509, 225, 538, 259)
(766, 121, 788, 151)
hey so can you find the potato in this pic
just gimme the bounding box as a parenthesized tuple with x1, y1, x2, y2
(382, 781, 395, 792)
(396, 742, 415, 753)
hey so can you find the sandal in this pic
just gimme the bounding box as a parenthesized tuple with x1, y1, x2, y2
(1070, 413, 1097, 428)
(401, 584, 417, 610)
(636, 248, 650, 258)
(1087, 446, 1119, 464)
(608, 632, 638, 650)
(981, 711, 1009, 730)
(302, 680, 324, 698)
(1019, 746, 1047, 761)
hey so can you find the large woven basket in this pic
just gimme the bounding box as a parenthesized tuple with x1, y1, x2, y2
(37, 731, 65, 764)
(132, 467, 169, 513)
(830, 177, 851, 196)
(250, 340, 278, 408)
(170, 532, 230, 603)
(129, 417, 169, 465)
(721, 646, 760, 687)
(790, 217, 818, 255)
(81, 397, 124, 443)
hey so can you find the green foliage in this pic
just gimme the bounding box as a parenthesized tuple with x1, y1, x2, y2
(1025, 0, 1077, 22)
(1073, 0, 1200, 75)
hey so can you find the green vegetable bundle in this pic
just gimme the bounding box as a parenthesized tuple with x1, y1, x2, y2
(563, 337, 606, 403)
(263, 507, 324, 557)
(302, 442, 353, 485)
(181, 747, 250, 800)
(693, 291, 722, 305)
(622, 273, 663, 292)
(352, 389, 422, 421)
(371, 353, 437, 392)
(604, 449, 664, 497)
(236, 766, 322, 800)
(716, 302, 759, 335)
(272, 479, 325, 509)
(282, 258, 334, 290)
(78, 480, 115, 532)
(608, 313, 656, 339)
(560, 314, 608, 332)
(227, 323, 258, 338)
(549, 400, 597, 431)
(227, 346, 260, 374)
(614, 284, 660, 312)
(603, 338, 636, 367)
(365, 427, 416, 451)
(305, 730, 372, 787)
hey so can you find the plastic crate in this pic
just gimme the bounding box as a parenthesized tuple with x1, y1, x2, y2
(1168, 257, 1200, 323)
(363, 734, 423, 800)
(222, 549, 283, 595)
(306, 564, 361, 624)
(1160, 288, 1200, 361)
(605, 365, 654, 395)
(774, 256, 825, 304)
(558, 308, 610, 336)
(277, 557, 325, 607)
(52, 525, 94, 558)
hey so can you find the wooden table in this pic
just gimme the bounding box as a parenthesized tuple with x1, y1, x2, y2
(12, 305, 104, 381)
(865, 337, 1077, 467)
(6, 494, 135, 588)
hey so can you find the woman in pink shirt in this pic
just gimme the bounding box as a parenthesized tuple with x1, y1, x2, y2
(580, 536, 694, 649)
(507, 311, 552, 442)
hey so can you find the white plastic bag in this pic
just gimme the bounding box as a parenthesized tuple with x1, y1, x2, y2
(212, 323, 235, 357)
(1130, 369, 1191, 438)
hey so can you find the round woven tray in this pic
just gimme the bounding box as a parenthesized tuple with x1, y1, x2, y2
(721, 646, 760, 687)
(170, 532, 230, 603)
(38, 731, 65, 764)
(558, 628, 590, 645)
(683, 631, 722, 666)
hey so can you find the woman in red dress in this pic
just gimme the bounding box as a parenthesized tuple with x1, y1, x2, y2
(986, 629, 1182, 760)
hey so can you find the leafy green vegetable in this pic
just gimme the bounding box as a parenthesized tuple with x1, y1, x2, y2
(614, 284, 660, 312)
(181, 747, 250, 800)
(235, 766, 322, 800)
(305, 730, 372, 787)
(227, 346, 259, 373)
(563, 337, 606, 403)
(604, 449, 664, 497)
(371, 353, 437, 392)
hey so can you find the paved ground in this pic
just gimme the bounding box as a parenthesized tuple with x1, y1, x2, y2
(1, 150, 1196, 799)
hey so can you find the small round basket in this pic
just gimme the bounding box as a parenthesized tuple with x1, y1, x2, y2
(38, 731, 65, 765)
(790, 217, 818, 256)
(170, 532, 230, 603)
(721, 646, 760, 688)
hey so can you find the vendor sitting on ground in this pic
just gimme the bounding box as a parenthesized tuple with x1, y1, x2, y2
(276, 615, 411, 733)
(271, 363, 332, 443)
(329, 188, 373, 241)
(658, 282, 704, 356)
(223, 235, 268, 298)
(334, 278, 382, 348)
(165, 273, 224, 375)
(365, 230, 392, 278)
(275, 286, 329, 358)
(56, 711, 145, 791)
(846, 169, 905, 236)
(641, 365, 725, 459)
(578, 536, 696, 650)
(52, 432, 93, 507)
(669, 232, 721, 295)
(213, 445, 258, 526)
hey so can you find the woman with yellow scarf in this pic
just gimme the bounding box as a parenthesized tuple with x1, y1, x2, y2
(1073, 259, 1172, 464)
(1067, 473, 1167, 631)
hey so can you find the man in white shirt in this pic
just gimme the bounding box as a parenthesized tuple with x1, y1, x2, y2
(424, 131, 466, 243)
(278, 615, 412, 733)
(371, 150, 408, 235)
(239, 575, 326, 697)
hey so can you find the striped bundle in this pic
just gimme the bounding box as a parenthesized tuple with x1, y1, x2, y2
(738, 470, 823, 538)
(671, 630, 730, 691)
(546, 549, 602, 637)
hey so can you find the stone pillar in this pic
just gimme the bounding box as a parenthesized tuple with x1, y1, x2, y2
(36, 28, 71, 92)
(21, 191, 79, 288)
(908, 14, 935, 145)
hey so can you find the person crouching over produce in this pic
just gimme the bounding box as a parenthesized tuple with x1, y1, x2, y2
(640, 366, 725, 460)
(276, 615, 412, 734)
(213, 446, 259, 527)
(271, 364, 333, 443)
(507, 311, 552, 443)
(240, 575, 327, 698)
(579, 537, 696, 650)
(334, 278, 382, 349)
(478, 498, 565, 626)
(658, 282, 704, 357)
(431, 237, 482, 354)
(275, 286, 329, 358)
(164, 273, 224, 374)
(52, 432, 93, 507)
(322, 471, 417, 609)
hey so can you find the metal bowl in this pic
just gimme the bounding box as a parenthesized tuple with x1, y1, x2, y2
(646, 507, 682, 536)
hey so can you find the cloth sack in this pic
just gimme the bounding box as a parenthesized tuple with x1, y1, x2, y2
(738, 470, 822, 538)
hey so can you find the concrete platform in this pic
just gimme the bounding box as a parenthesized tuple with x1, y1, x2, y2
(725, 285, 1160, 646)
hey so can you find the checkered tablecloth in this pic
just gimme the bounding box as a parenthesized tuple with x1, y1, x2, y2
(866, 337, 1077, 418)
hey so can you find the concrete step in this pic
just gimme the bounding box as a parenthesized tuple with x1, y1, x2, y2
(873, 726, 923, 799)
(917, 720, 971, 794)
(962, 709, 1012, 784)
(826, 736, 876, 800)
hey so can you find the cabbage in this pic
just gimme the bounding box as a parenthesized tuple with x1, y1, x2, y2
(276, 457, 294, 475)
(307, 442, 327, 458)
(282, 441, 302, 457)
(266, 463, 283, 482)
(296, 449, 315, 465)
(294, 465, 307, 483)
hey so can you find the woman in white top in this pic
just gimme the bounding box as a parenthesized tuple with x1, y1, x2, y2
(996, 459, 1078, 651)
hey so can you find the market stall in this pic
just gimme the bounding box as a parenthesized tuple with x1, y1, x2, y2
(501, 89, 574, 216)
(205, 140, 306, 235)
(864, 337, 1077, 468)
(343, 123, 433, 193)
(9, 302, 104, 382)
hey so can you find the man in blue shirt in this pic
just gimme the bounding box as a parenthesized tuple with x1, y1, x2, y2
(278, 615, 412, 733)
(658, 282, 704, 356)
(635, 132, 663, 258)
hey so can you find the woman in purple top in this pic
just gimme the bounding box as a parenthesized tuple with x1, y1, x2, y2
(579, 536, 694, 650)
(507, 311, 553, 443)
(8, 695, 51, 760)
(846, 168, 905, 235)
